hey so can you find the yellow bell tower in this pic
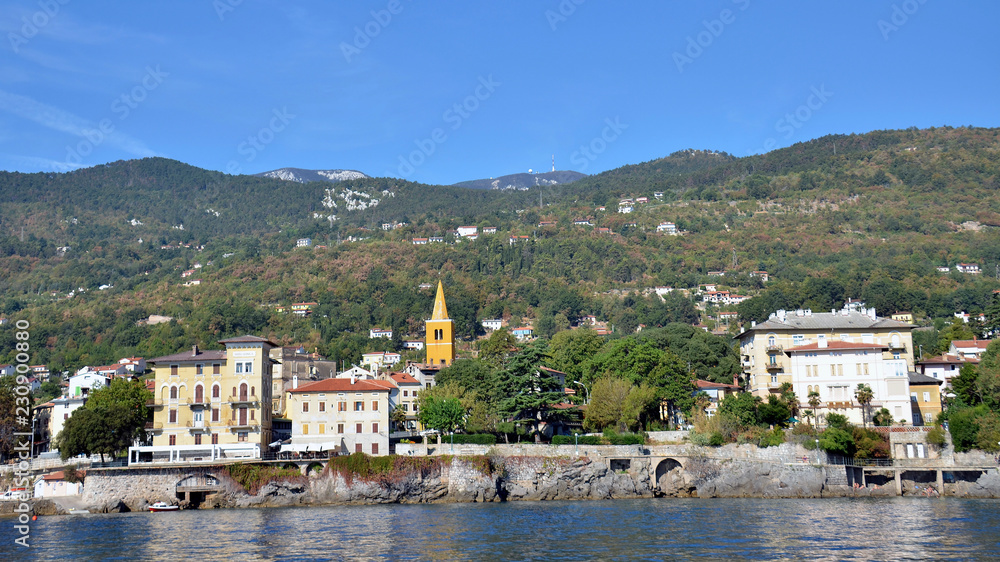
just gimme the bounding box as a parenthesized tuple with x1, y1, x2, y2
(425, 281, 455, 366)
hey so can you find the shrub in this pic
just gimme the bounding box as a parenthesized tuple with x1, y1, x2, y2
(759, 427, 785, 448)
(825, 413, 851, 431)
(852, 427, 890, 458)
(708, 432, 725, 446)
(926, 425, 947, 447)
(818, 428, 855, 456)
(551, 434, 602, 445)
(449, 433, 496, 445)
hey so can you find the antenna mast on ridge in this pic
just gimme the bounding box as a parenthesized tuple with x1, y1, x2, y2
(551, 154, 555, 172)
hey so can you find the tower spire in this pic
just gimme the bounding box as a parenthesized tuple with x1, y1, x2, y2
(432, 280, 449, 320)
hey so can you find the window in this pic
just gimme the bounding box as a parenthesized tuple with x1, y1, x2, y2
(911, 392, 918, 403)
(212, 408, 219, 422)
(923, 392, 931, 403)
(211, 433, 219, 445)
(250, 410, 255, 421)
(339, 401, 347, 412)
(319, 424, 325, 434)
(402, 403, 409, 412)
(169, 434, 176, 446)
(194, 434, 202, 445)
(238, 431, 247, 442)
(412, 391, 418, 398)
(355, 401, 364, 411)
(403, 390, 409, 397)
(792, 334, 805, 346)
(196, 364, 203, 375)
(356, 423, 362, 434)
(770, 374, 777, 384)
(768, 335, 775, 347)
(319, 402, 326, 412)
(337, 423, 344, 434)
(303, 424, 309, 435)
(170, 386, 178, 400)
(302, 402, 310, 413)
(213, 363, 220, 375)
(195, 385, 204, 403)
(169, 409, 177, 423)
(372, 443, 379, 455)
(213, 385, 220, 399)
(170, 365, 178, 376)
(236, 362, 243, 374)
(434, 329, 443, 340)
(372, 422, 379, 434)
(356, 443, 363, 453)
(372, 400, 379, 411)
(244, 362, 253, 374)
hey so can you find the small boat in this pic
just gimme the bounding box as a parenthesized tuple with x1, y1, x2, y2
(68, 509, 90, 515)
(148, 501, 180, 512)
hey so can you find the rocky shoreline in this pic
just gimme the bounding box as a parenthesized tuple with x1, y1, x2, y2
(6, 444, 999, 516)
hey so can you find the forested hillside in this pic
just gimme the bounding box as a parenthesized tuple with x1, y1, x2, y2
(2, 126, 999, 382)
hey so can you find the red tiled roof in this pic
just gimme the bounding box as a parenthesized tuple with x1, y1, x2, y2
(289, 378, 393, 393)
(43, 470, 85, 481)
(951, 339, 990, 350)
(389, 373, 421, 385)
(784, 341, 888, 353)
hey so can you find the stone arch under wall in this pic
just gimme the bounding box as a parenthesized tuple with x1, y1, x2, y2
(175, 472, 221, 508)
(654, 458, 683, 483)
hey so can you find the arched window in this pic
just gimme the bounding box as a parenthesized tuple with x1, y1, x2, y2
(195, 384, 204, 403)
(251, 386, 255, 398)
(239, 383, 248, 401)
(170, 386, 178, 400)
(891, 334, 901, 348)
(768, 335, 776, 348)
(212, 384, 220, 399)
(232, 386, 237, 398)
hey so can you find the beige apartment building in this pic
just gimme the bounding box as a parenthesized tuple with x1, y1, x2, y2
(737, 308, 916, 426)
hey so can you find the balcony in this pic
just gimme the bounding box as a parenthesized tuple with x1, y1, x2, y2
(226, 420, 260, 430)
(228, 395, 260, 405)
(766, 344, 783, 353)
(887, 341, 906, 352)
(186, 422, 212, 433)
(765, 362, 782, 371)
(187, 400, 211, 408)
(145, 422, 163, 430)
(146, 399, 164, 407)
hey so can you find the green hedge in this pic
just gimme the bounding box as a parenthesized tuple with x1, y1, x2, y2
(552, 434, 602, 445)
(603, 430, 647, 445)
(449, 433, 497, 445)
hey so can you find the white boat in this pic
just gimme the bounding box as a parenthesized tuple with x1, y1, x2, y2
(68, 509, 90, 515)
(148, 501, 179, 512)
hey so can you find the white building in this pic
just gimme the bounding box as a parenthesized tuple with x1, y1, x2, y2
(784, 341, 913, 426)
(68, 372, 109, 398)
(481, 319, 503, 331)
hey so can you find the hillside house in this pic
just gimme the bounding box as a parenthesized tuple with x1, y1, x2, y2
(369, 328, 393, 339)
(956, 263, 981, 274)
(291, 302, 317, 317)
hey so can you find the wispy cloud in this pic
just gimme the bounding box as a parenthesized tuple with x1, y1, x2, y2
(0, 152, 79, 172)
(0, 88, 157, 158)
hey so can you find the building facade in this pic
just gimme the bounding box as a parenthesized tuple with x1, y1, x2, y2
(286, 378, 391, 455)
(138, 336, 276, 463)
(737, 308, 916, 426)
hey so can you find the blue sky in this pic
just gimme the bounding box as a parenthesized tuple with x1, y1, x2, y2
(1, 1, 998, 185)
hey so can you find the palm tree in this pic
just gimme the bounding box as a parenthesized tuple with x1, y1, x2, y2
(854, 383, 874, 429)
(807, 390, 821, 427)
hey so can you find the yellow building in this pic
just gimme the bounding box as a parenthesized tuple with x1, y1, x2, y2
(132, 335, 276, 463)
(285, 377, 391, 456)
(425, 281, 455, 366)
(908, 372, 943, 426)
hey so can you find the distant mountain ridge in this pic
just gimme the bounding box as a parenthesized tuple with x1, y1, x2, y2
(256, 168, 369, 183)
(454, 170, 587, 191)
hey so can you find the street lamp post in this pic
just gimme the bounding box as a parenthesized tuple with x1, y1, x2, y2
(573, 380, 590, 405)
(815, 438, 820, 464)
